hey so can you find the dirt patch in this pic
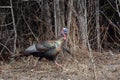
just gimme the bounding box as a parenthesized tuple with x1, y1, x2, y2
(0, 52, 120, 80)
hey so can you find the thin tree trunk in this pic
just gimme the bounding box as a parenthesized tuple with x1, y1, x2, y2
(95, 0, 101, 52)
(10, 0, 17, 55)
(44, 0, 52, 31)
(54, 0, 61, 38)
(54, 0, 58, 38)
(56, 0, 61, 35)
(60, 0, 65, 27)
(79, 0, 88, 49)
(67, 0, 73, 29)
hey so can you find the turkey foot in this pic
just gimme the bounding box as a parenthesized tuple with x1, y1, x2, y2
(55, 61, 63, 69)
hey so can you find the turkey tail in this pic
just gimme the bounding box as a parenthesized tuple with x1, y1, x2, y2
(11, 44, 39, 59)
(25, 44, 39, 52)
(11, 51, 31, 59)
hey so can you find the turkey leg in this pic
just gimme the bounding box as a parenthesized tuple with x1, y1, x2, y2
(55, 61, 63, 69)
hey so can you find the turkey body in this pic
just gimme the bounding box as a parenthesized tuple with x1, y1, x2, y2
(13, 38, 64, 62)
(34, 38, 63, 61)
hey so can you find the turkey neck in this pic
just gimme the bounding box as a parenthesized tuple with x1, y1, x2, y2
(63, 32, 67, 40)
(53, 38, 64, 53)
(56, 38, 64, 44)
(55, 36, 66, 47)
(57, 33, 66, 42)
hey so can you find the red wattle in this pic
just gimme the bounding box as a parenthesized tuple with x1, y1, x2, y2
(61, 30, 67, 40)
(64, 35, 66, 40)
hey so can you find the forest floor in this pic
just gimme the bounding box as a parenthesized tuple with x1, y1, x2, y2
(0, 51, 120, 80)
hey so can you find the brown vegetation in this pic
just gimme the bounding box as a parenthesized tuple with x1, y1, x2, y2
(0, 0, 120, 80)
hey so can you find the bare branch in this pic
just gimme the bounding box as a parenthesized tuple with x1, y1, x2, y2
(0, 22, 13, 27)
(0, 6, 12, 8)
(21, 10, 38, 42)
(0, 42, 13, 55)
(116, 0, 120, 17)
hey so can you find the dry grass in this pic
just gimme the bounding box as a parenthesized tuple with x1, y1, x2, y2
(0, 51, 120, 80)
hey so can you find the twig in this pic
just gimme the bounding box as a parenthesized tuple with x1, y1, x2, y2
(106, 0, 120, 17)
(87, 41, 97, 80)
(106, 0, 117, 11)
(100, 11, 120, 33)
(0, 37, 11, 62)
(116, 0, 120, 17)
(21, 10, 38, 42)
(100, 27, 108, 46)
(0, 22, 13, 27)
(0, 6, 12, 8)
(34, 15, 53, 27)
(0, 42, 13, 55)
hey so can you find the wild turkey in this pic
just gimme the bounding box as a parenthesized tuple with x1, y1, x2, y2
(12, 28, 70, 68)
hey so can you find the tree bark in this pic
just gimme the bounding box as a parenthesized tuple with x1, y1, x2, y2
(10, 0, 17, 55)
(95, 0, 101, 52)
(79, 0, 88, 49)
(54, 0, 61, 38)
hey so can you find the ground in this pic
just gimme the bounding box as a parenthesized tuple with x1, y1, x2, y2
(0, 51, 120, 80)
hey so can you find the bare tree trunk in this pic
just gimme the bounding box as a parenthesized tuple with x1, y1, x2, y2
(95, 0, 101, 52)
(72, 0, 88, 49)
(76, 0, 98, 79)
(60, 0, 65, 27)
(10, 0, 17, 55)
(67, 0, 73, 29)
(54, 0, 58, 38)
(85, 1, 97, 79)
(54, 0, 61, 38)
(44, 0, 52, 29)
(79, 0, 88, 49)
(56, 0, 61, 36)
